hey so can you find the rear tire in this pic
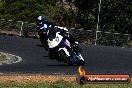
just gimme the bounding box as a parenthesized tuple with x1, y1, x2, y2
(39, 33, 48, 51)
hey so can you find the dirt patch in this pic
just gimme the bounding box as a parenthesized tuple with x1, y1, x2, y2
(0, 74, 77, 83)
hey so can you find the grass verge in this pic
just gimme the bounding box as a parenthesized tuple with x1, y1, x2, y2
(0, 80, 132, 88)
(0, 74, 131, 88)
(0, 52, 6, 62)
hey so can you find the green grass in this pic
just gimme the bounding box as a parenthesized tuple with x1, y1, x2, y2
(0, 52, 6, 61)
(0, 80, 132, 88)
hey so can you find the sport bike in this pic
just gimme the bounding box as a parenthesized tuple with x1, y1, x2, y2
(47, 29, 85, 66)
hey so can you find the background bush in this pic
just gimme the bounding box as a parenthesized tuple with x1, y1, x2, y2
(0, 0, 131, 34)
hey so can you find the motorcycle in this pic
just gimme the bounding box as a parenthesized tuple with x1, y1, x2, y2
(47, 28, 85, 66)
(37, 23, 52, 51)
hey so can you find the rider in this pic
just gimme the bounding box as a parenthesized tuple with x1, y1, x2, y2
(36, 15, 81, 53)
(54, 26, 82, 53)
(36, 16, 49, 51)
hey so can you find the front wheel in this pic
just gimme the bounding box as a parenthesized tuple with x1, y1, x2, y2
(48, 49, 62, 62)
(59, 50, 72, 65)
(71, 52, 85, 66)
(77, 60, 85, 66)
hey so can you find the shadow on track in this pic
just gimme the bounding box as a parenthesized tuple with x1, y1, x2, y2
(35, 44, 43, 47)
(43, 56, 49, 57)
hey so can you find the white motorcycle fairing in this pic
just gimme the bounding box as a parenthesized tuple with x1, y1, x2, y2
(47, 32, 63, 48)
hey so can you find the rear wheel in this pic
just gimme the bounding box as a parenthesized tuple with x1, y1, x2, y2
(40, 36, 48, 51)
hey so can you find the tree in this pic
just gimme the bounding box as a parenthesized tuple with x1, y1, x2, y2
(100, 0, 132, 34)
(74, 0, 132, 34)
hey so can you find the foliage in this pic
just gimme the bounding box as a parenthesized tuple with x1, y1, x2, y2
(0, 0, 131, 34)
(0, 0, 59, 22)
(100, 0, 132, 34)
(74, 0, 132, 34)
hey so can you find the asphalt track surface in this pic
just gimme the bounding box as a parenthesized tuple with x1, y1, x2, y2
(0, 35, 132, 75)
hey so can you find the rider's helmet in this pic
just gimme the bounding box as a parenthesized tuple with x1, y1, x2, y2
(37, 16, 45, 24)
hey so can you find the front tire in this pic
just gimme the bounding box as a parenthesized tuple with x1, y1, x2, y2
(77, 60, 85, 66)
(59, 50, 72, 65)
(49, 49, 62, 62)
